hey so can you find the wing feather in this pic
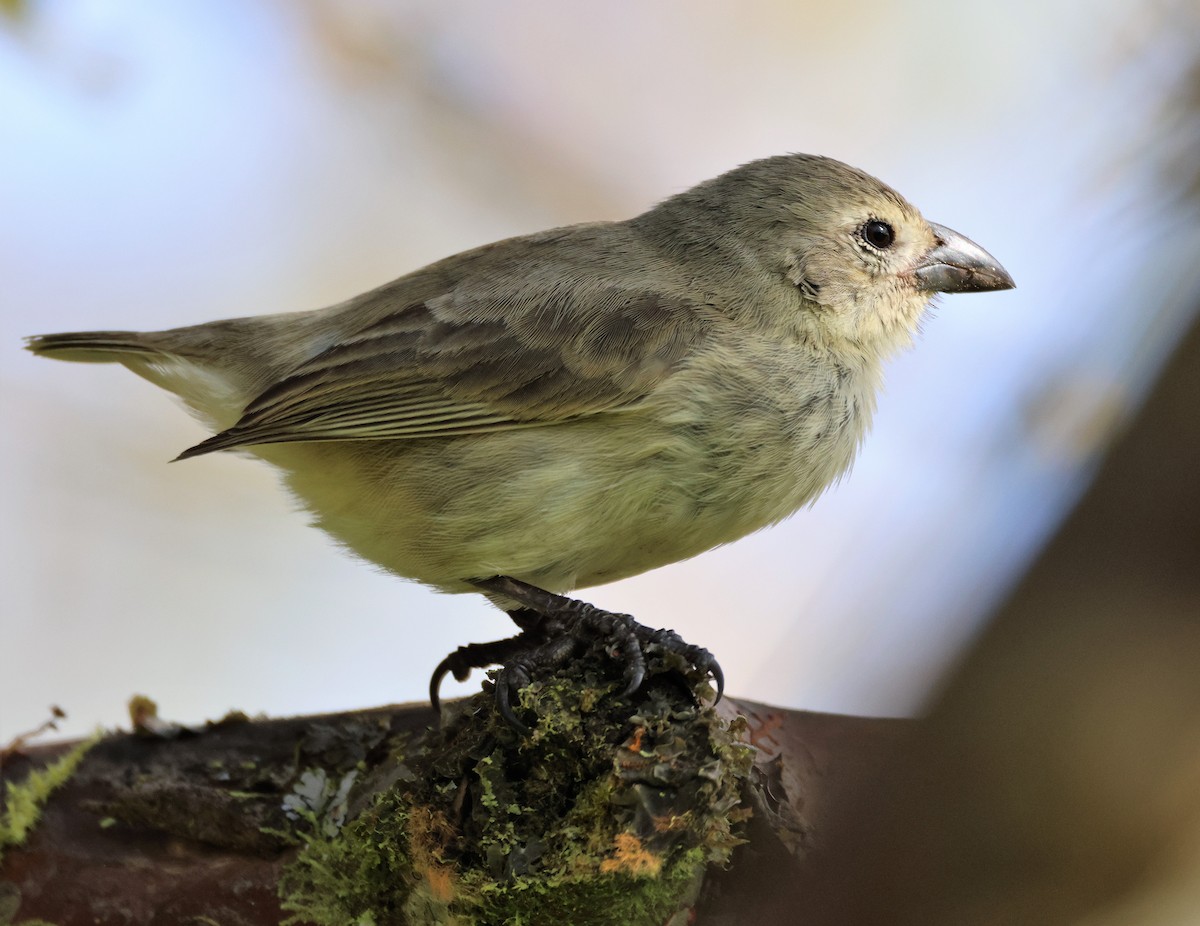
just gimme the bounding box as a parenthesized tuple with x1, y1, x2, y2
(177, 283, 705, 459)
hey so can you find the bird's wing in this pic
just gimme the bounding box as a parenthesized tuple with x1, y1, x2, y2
(177, 281, 706, 459)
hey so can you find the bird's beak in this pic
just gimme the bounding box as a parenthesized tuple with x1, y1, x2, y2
(912, 222, 1015, 293)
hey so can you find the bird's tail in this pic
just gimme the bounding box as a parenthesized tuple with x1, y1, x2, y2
(26, 328, 251, 434)
(25, 330, 165, 363)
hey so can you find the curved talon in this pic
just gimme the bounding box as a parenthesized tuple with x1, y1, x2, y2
(709, 658, 725, 702)
(429, 648, 485, 719)
(429, 650, 476, 718)
(684, 645, 724, 702)
(495, 664, 532, 735)
(429, 656, 454, 717)
(620, 659, 646, 700)
(639, 628, 724, 703)
(616, 631, 646, 699)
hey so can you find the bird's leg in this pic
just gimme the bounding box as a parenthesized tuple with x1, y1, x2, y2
(502, 607, 546, 634)
(435, 575, 723, 733)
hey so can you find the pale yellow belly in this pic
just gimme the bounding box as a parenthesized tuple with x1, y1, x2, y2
(255, 398, 862, 595)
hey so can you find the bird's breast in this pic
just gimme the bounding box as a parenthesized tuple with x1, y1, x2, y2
(646, 346, 877, 542)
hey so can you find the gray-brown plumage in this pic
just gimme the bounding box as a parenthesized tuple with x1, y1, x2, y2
(27, 154, 1013, 603)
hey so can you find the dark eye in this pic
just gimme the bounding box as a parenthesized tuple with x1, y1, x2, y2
(861, 220, 895, 250)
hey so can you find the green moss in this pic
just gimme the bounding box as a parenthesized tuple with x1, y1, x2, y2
(0, 732, 100, 864)
(279, 650, 753, 926)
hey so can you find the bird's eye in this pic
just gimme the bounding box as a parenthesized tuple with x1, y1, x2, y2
(861, 220, 895, 250)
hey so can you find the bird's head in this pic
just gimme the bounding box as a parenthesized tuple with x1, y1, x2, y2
(650, 154, 1015, 358)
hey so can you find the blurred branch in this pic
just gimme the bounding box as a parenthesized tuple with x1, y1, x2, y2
(294, 1, 634, 223)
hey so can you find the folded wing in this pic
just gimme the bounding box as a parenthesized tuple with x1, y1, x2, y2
(177, 281, 705, 459)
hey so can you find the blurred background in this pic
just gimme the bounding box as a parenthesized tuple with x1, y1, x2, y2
(2, 0, 1198, 742)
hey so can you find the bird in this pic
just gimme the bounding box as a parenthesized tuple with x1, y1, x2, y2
(27, 153, 1014, 730)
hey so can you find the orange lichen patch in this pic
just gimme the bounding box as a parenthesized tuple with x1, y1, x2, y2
(599, 832, 663, 877)
(406, 806, 459, 902)
(424, 864, 456, 903)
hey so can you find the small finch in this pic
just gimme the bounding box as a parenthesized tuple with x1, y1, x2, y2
(28, 154, 1013, 729)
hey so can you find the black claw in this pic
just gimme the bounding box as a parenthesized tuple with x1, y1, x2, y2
(620, 661, 645, 700)
(429, 656, 453, 717)
(683, 643, 723, 702)
(429, 650, 475, 720)
(686, 647, 723, 702)
(645, 628, 723, 703)
(709, 659, 725, 702)
(495, 665, 532, 735)
(613, 622, 646, 699)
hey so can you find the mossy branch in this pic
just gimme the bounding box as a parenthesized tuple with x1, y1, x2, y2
(1, 659, 886, 925)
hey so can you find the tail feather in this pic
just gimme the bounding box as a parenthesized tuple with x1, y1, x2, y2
(27, 328, 249, 439)
(25, 331, 162, 363)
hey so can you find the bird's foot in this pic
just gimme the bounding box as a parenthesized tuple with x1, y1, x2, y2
(429, 576, 724, 735)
